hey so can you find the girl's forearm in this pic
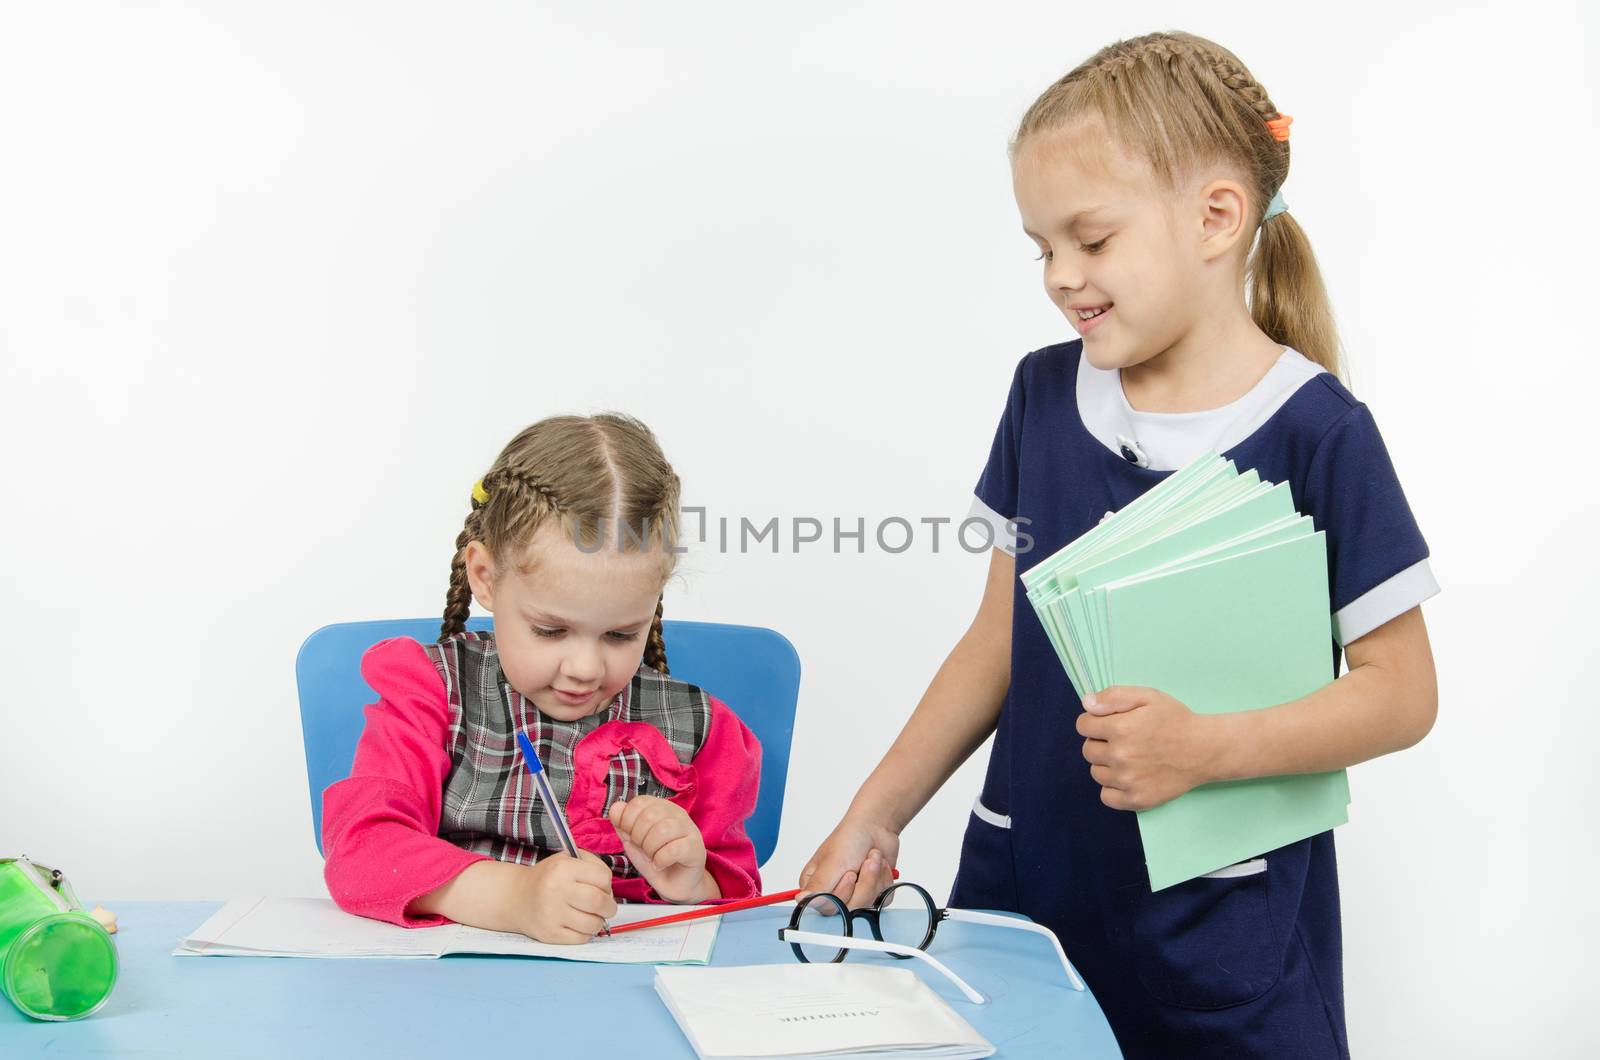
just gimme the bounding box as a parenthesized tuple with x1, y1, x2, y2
(1208, 614, 1438, 781)
(845, 621, 1010, 834)
(407, 860, 523, 933)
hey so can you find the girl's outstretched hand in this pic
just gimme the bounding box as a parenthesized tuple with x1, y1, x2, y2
(608, 796, 717, 903)
(1077, 685, 1220, 811)
(798, 816, 900, 909)
(520, 850, 618, 944)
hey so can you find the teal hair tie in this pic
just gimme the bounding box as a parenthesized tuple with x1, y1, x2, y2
(1262, 189, 1288, 222)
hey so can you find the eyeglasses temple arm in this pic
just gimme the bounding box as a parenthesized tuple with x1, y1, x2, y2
(941, 909, 1086, 991)
(778, 929, 987, 1005)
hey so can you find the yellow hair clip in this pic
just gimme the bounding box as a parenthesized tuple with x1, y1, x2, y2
(471, 479, 490, 505)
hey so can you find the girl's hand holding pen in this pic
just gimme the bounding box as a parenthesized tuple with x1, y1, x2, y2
(609, 796, 718, 904)
(519, 851, 618, 945)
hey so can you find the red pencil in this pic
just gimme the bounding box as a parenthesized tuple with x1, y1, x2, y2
(604, 888, 803, 936)
(604, 869, 900, 936)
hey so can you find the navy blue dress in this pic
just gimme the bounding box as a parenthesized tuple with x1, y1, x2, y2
(950, 340, 1432, 1059)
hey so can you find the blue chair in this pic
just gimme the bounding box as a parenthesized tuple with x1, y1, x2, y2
(295, 618, 800, 867)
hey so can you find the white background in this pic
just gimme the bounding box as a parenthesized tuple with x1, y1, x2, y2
(2, 2, 1596, 1055)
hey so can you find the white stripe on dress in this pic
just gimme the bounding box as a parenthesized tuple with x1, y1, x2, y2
(972, 797, 1011, 829)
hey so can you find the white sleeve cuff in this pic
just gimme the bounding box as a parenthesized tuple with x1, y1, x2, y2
(1333, 558, 1440, 646)
(967, 495, 1019, 556)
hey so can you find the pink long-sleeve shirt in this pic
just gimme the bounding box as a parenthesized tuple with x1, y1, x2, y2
(322, 636, 762, 926)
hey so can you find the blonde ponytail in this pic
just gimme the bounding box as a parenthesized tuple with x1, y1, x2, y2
(1250, 210, 1342, 376)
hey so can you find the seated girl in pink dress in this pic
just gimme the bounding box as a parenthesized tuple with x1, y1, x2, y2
(321, 413, 762, 944)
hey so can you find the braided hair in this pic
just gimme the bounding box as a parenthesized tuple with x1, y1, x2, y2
(439, 414, 681, 676)
(642, 596, 669, 675)
(1013, 31, 1340, 377)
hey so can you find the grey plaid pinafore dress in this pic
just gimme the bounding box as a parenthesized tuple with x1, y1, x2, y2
(424, 630, 714, 880)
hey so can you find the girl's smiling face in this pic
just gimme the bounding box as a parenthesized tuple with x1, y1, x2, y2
(465, 521, 665, 721)
(1012, 126, 1208, 373)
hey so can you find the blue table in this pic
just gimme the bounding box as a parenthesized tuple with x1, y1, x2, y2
(0, 902, 1123, 1057)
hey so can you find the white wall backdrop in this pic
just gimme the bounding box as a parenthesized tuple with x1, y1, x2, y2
(3, 2, 1596, 1055)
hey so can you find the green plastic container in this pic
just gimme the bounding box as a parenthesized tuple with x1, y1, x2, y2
(0, 857, 118, 1020)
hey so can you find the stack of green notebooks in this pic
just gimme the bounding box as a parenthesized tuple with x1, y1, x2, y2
(1022, 453, 1350, 891)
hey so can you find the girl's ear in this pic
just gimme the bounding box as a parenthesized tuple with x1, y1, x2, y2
(464, 540, 497, 612)
(1196, 177, 1251, 262)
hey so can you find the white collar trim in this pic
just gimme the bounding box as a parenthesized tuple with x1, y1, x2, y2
(1076, 346, 1326, 470)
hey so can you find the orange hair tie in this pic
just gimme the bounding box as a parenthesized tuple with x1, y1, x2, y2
(1265, 114, 1293, 142)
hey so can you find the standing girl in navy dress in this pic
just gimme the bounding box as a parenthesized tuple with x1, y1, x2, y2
(800, 31, 1439, 1058)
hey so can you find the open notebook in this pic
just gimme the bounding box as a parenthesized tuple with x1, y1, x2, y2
(174, 896, 718, 965)
(1022, 452, 1350, 890)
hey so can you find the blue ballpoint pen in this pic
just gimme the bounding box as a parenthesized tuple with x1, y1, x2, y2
(515, 729, 611, 936)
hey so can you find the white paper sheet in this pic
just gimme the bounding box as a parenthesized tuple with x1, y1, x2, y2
(654, 964, 995, 1058)
(174, 896, 718, 964)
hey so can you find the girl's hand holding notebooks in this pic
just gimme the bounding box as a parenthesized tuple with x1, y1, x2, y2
(1077, 685, 1219, 812)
